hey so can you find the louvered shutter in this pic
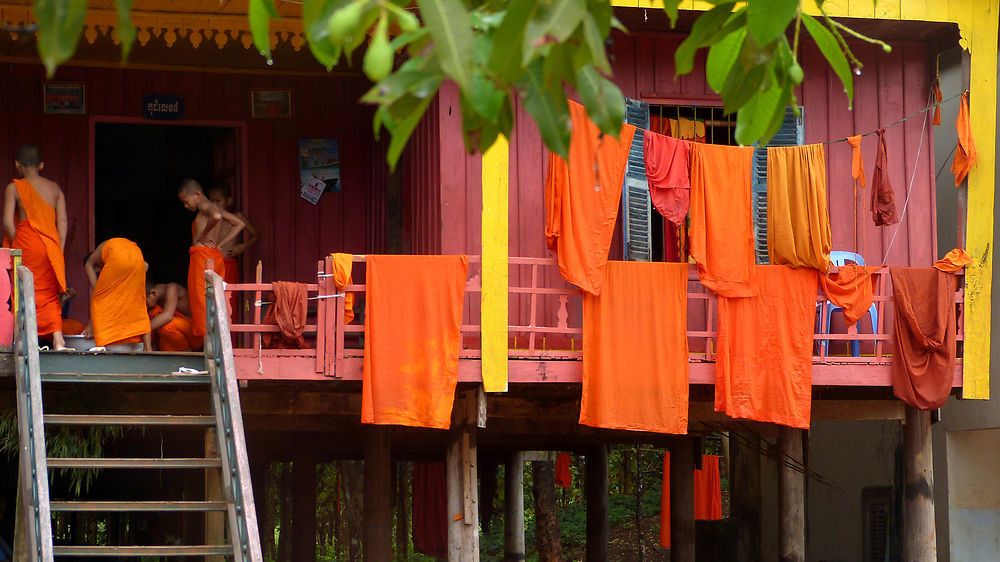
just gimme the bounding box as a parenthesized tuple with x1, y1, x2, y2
(622, 97, 651, 261)
(751, 106, 804, 264)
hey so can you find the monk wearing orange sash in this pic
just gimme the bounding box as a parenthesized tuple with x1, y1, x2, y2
(3, 145, 68, 349)
(85, 238, 151, 349)
(178, 179, 243, 337)
(208, 183, 258, 312)
(147, 281, 201, 351)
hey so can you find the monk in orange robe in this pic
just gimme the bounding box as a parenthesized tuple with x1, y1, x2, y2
(147, 281, 201, 351)
(208, 183, 258, 312)
(85, 238, 151, 349)
(179, 179, 243, 336)
(3, 145, 68, 349)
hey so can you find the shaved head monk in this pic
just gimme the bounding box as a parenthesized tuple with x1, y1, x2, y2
(147, 281, 201, 351)
(84, 238, 152, 350)
(3, 145, 68, 349)
(178, 179, 243, 336)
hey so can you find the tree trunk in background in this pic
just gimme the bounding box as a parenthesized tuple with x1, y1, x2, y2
(480, 462, 499, 534)
(277, 463, 292, 562)
(342, 460, 365, 562)
(396, 462, 410, 561)
(532, 460, 563, 561)
(260, 462, 276, 562)
(622, 448, 634, 496)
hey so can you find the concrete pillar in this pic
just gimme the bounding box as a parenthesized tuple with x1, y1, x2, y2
(504, 451, 525, 561)
(903, 406, 936, 562)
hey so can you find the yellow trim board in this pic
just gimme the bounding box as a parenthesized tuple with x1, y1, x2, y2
(481, 136, 510, 393)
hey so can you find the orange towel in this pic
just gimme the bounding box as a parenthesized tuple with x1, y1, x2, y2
(715, 266, 818, 429)
(90, 238, 150, 347)
(934, 248, 973, 272)
(579, 261, 689, 434)
(890, 268, 957, 410)
(766, 144, 832, 271)
(11, 179, 65, 336)
(643, 131, 691, 226)
(149, 305, 200, 351)
(545, 99, 637, 296)
(362, 255, 468, 429)
(223, 256, 239, 313)
(330, 253, 355, 324)
(951, 91, 977, 186)
(262, 281, 308, 349)
(554, 453, 572, 488)
(689, 144, 756, 297)
(659, 453, 724, 548)
(188, 246, 227, 337)
(820, 264, 880, 326)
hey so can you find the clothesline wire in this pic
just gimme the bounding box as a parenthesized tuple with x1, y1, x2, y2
(821, 88, 966, 146)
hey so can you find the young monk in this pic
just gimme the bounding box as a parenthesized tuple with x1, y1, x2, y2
(207, 183, 258, 280)
(84, 238, 152, 350)
(147, 280, 201, 351)
(3, 145, 68, 349)
(178, 179, 243, 336)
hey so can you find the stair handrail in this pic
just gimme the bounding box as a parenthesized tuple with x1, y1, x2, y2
(13, 266, 54, 562)
(204, 270, 263, 562)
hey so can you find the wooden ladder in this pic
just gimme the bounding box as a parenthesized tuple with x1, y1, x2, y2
(13, 266, 262, 560)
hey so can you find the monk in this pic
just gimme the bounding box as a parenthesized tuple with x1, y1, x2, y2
(3, 145, 68, 349)
(178, 179, 244, 336)
(147, 281, 201, 351)
(208, 182, 257, 311)
(84, 238, 152, 350)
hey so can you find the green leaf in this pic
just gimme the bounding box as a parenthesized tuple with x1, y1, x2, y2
(34, 0, 88, 76)
(487, 0, 536, 82)
(579, 12, 611, 74)
(417, 0, 475, 91)
(706, 28, 745, 92)
(575, 65, 625, 138)
(747, 0, 798, 45)
(303, 0, 343, 70)
(113, 0, 136, 61)
(674, 3, 737, 76)
(720, 61, 766, 115)
(516, 61, 571, 159)
(249, 0, 280, 62)
(801, 12, 854, 107)
(734, 73, 785, 145)
(662, 0, 682, 27)
(468, 70, 505, 118)
(344, 3, 380, 62)
(385, 94, 436, 170)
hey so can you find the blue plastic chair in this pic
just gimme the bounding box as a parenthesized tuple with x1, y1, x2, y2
(820, 251, 878, 357)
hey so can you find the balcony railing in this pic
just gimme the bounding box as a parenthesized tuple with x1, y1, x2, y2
(225, 256, 965, 382)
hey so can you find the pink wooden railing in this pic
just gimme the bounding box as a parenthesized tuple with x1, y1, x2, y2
(224, 257, 965, 377)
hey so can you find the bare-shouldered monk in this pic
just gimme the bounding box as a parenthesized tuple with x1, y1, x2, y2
(3, 145, 68, 349)
(146, 282, 191, 329)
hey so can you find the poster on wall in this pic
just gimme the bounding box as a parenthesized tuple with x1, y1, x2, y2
(251, 89, 292, 118)
(43, 83, 86, 114)
(298, 139, 340, 204)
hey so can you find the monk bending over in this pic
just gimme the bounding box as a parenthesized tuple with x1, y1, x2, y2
(3, 145, 68, 349)
(84, 238, 152, 350)
(178, 179, 243, 336)
(147, 281, 201, 351)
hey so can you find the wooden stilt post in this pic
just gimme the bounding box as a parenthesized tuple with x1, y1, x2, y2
(504, 451, 525, 561)
(448, 391, 481, 561)
(291, 457, 317, 562)
(364, 426, 393, 561)
(205, 428, 225, 562)
(670, 438, 695, 562)
(778, 427, 805, 562)
(586, 445, 609, 562)
(903, 406, 936, 561)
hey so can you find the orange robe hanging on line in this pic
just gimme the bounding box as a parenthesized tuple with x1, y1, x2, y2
(188, 246, 227, 337)
(951, 91, 977, 186)
(149, 305, 199, 351)
(330, 253, 355, 324)
(262, 281, 308, 349)
(820, 264, 881, 327)
(643, 131, 691, 226)
(579, 261, 689, 434)
(766, 144, 832, 271)
(871, 129, 899, 226)
(545, 99, 636, 296)
(90, 238, 150, 347)
(362, 255, 468, 429)
(10, 178, 65, 337)
(934, 248, 973, 272)
(659, 453, 723, 548)
(715, 266, 818, 429)
(847, 135, 866, 252)
(555, 453, 572, 488)
(689, 144, 756, 297)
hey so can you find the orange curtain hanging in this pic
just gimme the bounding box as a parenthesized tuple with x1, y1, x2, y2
(766, 144, 832, 271)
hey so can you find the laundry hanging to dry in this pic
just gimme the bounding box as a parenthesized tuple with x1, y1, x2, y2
(934, 248, 973, 272)
(412, 462, 448, 559)
(643, 131, 691, 226)
(820, 264, 881, 327)
(890, 268, 957, 410)
(847, 135, 866, 252)
(262, 281, 308, 349)
(555, 453, 572, 488)
(544, 99, 637, 296)
(951, 91, 978, 186)
(870, 128, 899, 226)
(766, 143, 832, 271)
(659, 453, 724, 548)
(330, 252, 356, 324)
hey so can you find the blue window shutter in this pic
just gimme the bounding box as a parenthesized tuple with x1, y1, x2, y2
(622, 97, 651, 261)
(752, 106, 804, 264)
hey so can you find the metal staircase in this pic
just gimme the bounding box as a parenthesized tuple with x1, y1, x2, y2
(13, 266, 262, 560)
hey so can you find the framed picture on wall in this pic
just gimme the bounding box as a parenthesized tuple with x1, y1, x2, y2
(250, 89, 292, 118)
(43, 83, 86, 114)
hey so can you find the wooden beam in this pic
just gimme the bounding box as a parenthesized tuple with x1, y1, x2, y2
(504, 452, 525, 562)
(481, 136, 509, 392)
(669, 439, 695, 562)
(778, 428, 805, 562)
(903, 407, 936, 561)
(291, 457, 317, 562)
(585, 445, 609, 562)
(363, 426, 393, 561)
(448, 398, 479, 561)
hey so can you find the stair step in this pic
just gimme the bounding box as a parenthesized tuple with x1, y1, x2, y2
(40, 373, 210, 384)
(47, 458, 223, 469)
(52, 545, 232, 556)
(51, 501, 228, 512)
(44, 414, 216, 426)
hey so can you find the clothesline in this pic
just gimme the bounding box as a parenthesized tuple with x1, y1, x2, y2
(821, 88, 967, 145)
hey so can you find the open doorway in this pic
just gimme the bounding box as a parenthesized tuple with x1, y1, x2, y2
(93, 122, 242, 285)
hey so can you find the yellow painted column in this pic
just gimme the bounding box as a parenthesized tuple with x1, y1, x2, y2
(958, 0, 998, 399)
(481, 136, 509, 392)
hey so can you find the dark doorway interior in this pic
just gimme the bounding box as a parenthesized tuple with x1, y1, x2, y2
(94, 123, 239, 285)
